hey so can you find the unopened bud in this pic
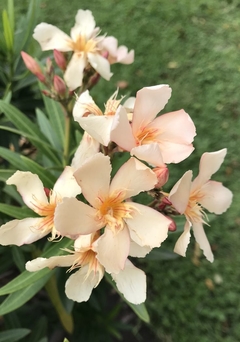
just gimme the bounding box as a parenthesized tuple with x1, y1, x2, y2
(53, 75, 66, 95)
(42, 89, 54, 99)
(44, 187, 50, 197)
(153, 166, 169, 188)
(46, 57, 53, 76)
(165, 216, 177, 232)
(158, 197, 172, 211)
(53, 49, 67, 70)
(21, 51, 45, 80)
(89, 72, 100, 88)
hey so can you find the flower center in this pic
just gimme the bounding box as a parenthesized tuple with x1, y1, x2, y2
(185, 191, 207, 224)
(135, 126, 159, 145)
(96, 191, 134, 233)
(70, 35, 97, 54)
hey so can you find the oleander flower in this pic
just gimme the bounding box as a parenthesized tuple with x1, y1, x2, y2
(73, 89, 124, 146)
(168, 149, 233, 262)
(33, 9, 113, 90)
(0, 168, 81, 246)
(111, 84, 196, 164)
(26, 233, 147, 304)
(54, 153, 170, 274)
(100, 36, 134, 64)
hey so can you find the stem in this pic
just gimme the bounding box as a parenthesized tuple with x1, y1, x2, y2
(63, 113, 71, 166)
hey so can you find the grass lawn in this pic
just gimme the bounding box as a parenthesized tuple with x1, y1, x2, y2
(0, 0, 240, 341)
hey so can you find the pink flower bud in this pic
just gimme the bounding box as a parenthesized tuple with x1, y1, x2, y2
(41, 89, 53, 98)
(165, 216, 177, 232)
(53, 49, 67, 70)
(53, 75, 66, 95)
(21, 51, 45, 80)
(153, 166, 169, 188)
(44, 187, 50, 197)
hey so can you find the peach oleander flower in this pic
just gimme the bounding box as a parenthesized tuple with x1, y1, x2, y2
(26, 232, 147, 304)
(73, 89, 124, 146)
(168, 149, 233, 262)
(111, 84, 196, 165)
(0, 168, 81, 246)
(54, 153, 170, 274)
(33, 9, 113, 90)
(99, 36, 134, 65)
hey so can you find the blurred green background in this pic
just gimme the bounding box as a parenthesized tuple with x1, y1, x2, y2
(0, 0, 240, 341)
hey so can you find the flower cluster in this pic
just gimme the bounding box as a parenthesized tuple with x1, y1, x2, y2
(0, 9, 233, 306)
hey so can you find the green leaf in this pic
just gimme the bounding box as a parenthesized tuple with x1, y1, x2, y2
(11, 246, 27, 272)
(0, 204, 33, 219)
(2, 10, 13, 52)
(105, 274, 150, 323)
(0, 125, 61, 166)
(0, 238, 73, 296)
(0, 329, 30, 342)
(0, 272, 51, 315)
(7, 0, 14, 34)
(0, 147, 25, 170)
(0, 169, 15, 182)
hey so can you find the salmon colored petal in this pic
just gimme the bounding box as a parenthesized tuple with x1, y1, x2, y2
(169, 170, 193, 214)
(74, 153, 111, 208)
(112, 259, 146, 304)
(0, 218, 48, 246)
(192, 149, 227, 191)
(26, 254, 76, 272)
(87, 52, 113, 81)
(199, 181, 233, 214)
(53, 166, 81, 198)
(132, 85, 172, 135)
(66, 265, 102, 302)
(174, 221, 191, 257)
(192, 222, 214, 262)
(127, 203, 170, 248)
(76, 115, 114, 146)
(129, 241, 151, 257)
(131, 143, 165, 167)
(94, 225, 130, 274)
(64, 53, 86, 90)
(111, 106, 136, 151)
(110, 157, 157, 199)
(33, 23, 72, 51)
(54, 198, 99, 237)
(6, 171, 47, 212)
(71, 132, 100, 170)
(115, 46, 134, 64)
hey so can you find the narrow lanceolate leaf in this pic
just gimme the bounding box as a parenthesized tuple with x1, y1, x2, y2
(105, 275, 150, 323)
(0, 203, 33, 219)
(0, 101, 46, 142)
(0, 147, 25, 170)
(0, 272, 51, 315)
(2, 10, 13, 51)
(0, 169, 15, 182)
(0, 328, 31, 342)
(0, 125, 61, 166)
(0, 238, 73, 295)
(7, 0, 15, 34)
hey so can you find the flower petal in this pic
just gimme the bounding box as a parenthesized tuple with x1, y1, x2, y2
(192, 222, 214, 262)
(192, 149, 227, 191)
(115, 45, 134, 64)
(0, 218, 48, 246)
(64, 52, 86, 90)
(132, 85, 172, 135)
(33, 23, 72, 51)
(169, 170, 193, 214)
(76, 115, 114, 146)
(199, 181, 233, 214)
(65, 265, 102, 302)
(53, 166, 81, 198)
(149, 109, 196, 163)
(112, 259, 146, 304)
(126, 203, 170, 248)
(94, 225, 130, 274)
(73, 153, 111, 208)
(26, 254, 76, 272)
(6, 171, 47, 212)
(110, 157, 157, 198)
(110, 106, 136, 150)
(87, 52, 113, 80)
(129, 241, 151, 257)
(71, 132, 100, 170)
(131, 143, 165, 167)
(54, 198, 99, 237)
(174, 220, 191, 257)
(73, 90, 97, 119)
(71, 10, 96, 41)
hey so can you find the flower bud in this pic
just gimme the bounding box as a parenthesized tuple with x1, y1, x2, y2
(53, 75, 66, 96)
(165, 216, 177, 232)
(153, 166, 169, 188)
(21, 51, 45, 82)
(46, 57, 53, 76)
(53, 49, 67, 70)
